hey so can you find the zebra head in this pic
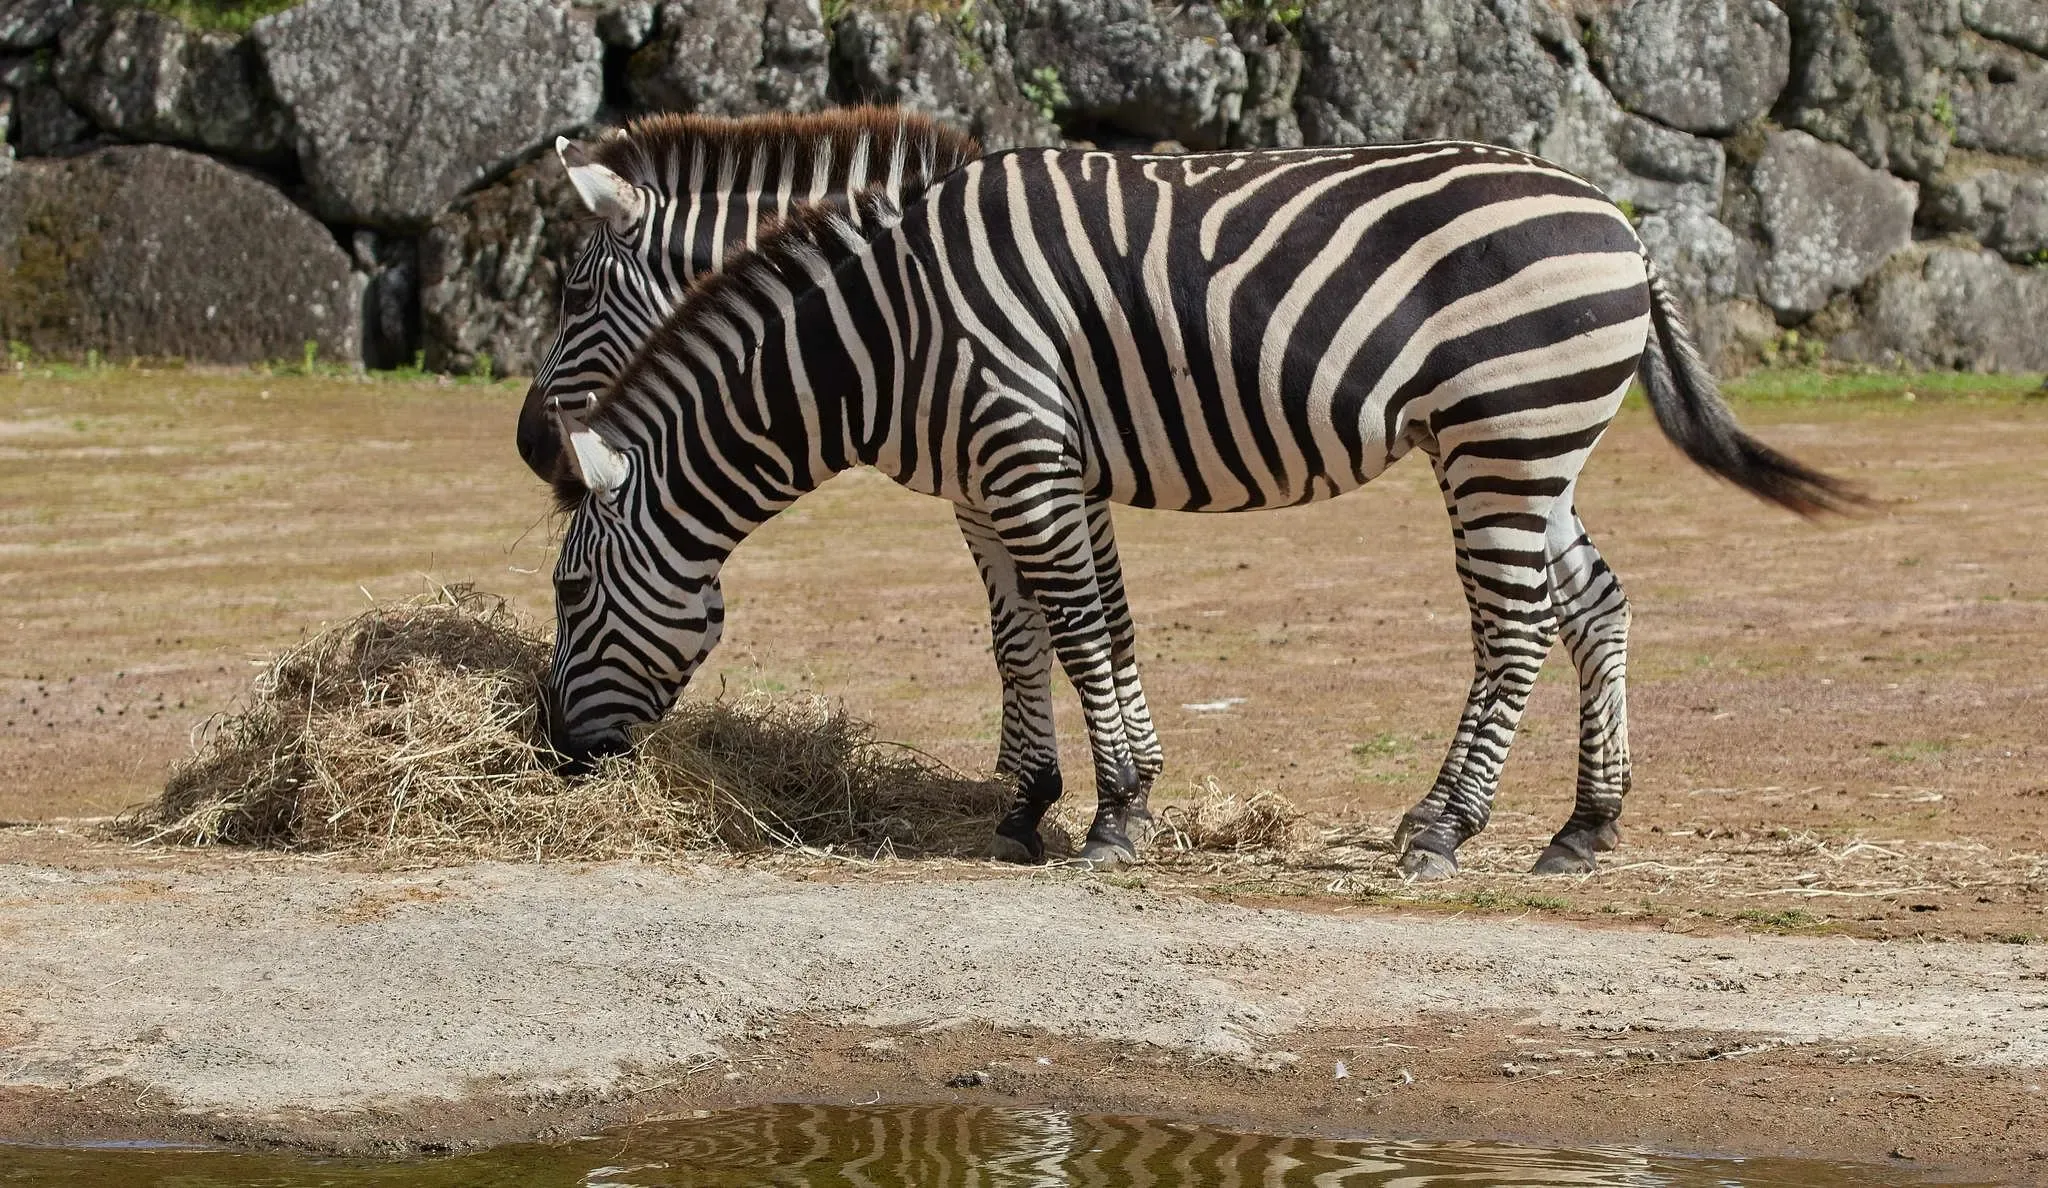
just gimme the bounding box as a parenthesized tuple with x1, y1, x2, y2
(540, 403, 725, 768)
(518, 136, 672, 487)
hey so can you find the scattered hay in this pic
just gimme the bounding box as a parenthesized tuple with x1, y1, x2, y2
(118, 586, 1011, 862)
(1154, 781, 1307, 855)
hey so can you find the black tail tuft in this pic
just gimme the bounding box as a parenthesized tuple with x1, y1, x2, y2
(1639, 268, 1871, 518)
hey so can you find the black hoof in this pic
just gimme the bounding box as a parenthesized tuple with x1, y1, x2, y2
(1123, 801, 1157, 847)
(1531, 843, 1596, 875)
(1592, 820, 1621, 852)
(991, 828, 1045, 865)
(1081, 807, 1138, 867)
(1398, 847, 1458, 881)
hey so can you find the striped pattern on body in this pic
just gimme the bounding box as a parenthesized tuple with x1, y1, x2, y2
(541, 141, 1855, 875)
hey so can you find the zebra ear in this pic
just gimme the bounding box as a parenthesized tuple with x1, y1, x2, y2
(557, 136, 645, 232)
(554, 404, 629, 496)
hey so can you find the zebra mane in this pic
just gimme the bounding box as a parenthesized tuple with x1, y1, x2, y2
(556, 191, 900, 509)
(587, 106, 981, 199)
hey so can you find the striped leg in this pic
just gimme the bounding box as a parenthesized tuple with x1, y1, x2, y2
(1532, 506, 1631, 874)
(956, 507, 1064, 864)
(1084, 501, 1164, 835)
(985, 482, 1142, 866)
(1398, 477, 1564, 881)
(1392, 467, 1484, 852)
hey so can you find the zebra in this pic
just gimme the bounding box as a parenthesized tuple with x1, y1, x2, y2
(521, 108, 1172, 834)
(537, 143, 1858, 879)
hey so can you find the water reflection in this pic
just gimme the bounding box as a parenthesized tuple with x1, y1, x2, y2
(0, 1103, 1973, 1187)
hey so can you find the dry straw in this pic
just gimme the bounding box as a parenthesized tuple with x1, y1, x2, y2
(119, 586, 1012, 862)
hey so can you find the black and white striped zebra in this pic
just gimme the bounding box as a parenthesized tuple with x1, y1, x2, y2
(538, 144, 1857, 878)
(520, 110, 1167, 833)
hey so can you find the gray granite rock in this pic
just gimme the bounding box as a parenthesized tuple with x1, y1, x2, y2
(0, 0, 74, 50)
(1922, 151, 2048, 262)
(1951, 39, 2048, 162)
(1963, 0, 2048, 55)
(1777, 0, 1966, 180)
(254, 0, 602, 228)
(0, 144, 358, 362)
(998, 0, 1246, 149)
(1830, 244, 2048, 370)
(627, 0, 827, 117)
(1638, 204, 1744, 308)
(1753, 129, 1918, 317)
(54, 7, 288, 163)
(831, 6, 1057, 150)
(2, 52, 92, 156)
(1538, 67, 1726, 214)
(1596, 0, 1791, 134)
(1297, 0, 1572, 150)
(1227, 12, 1303, 148)
(418, 151, 587, 377)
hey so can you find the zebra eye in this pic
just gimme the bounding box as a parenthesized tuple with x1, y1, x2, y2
(556, 575, 593, 606)
(562, 281, 596, 314)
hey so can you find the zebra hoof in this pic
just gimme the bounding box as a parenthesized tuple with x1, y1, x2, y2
(1398, 847, 1458, 881)
(990, 830, 1044, 866)
(1532, 843, 1596, 875)
(1592, 820, 1622, 852)
(1079, 838, 1138, 867)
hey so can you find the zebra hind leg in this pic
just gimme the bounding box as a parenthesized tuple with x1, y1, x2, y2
(1391, 466, 1483, 853)
(955, 507, 1063, 865)
(1532, 507, 1631, 875)
(1399, 510, 1563, 881)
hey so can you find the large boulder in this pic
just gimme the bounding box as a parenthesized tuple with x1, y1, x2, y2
(996, 0, 1247, 149)
(831, 6, 1057, 151)
(627, 0, 828, 117)
(0, 145, 359, 362)
(253, 0, 602, 228)
(1296, 0, 1571, 150)
(417, 152, 586, 377)
(53, 7, 288, 163)
(1537, 67, 1726, 214)
(2, 53, 93, 156)
(1594, 0, 1791, 135)
(0, 0, 73, 50)
(1829, 244, 2048, 370)
(1964, 0, 2048, 55)
(1951, 38, 2048, 163)
(1922, 152, 2048, 263)
(1776, 0, 1965, 181)
(1752, 129, 1917, 318)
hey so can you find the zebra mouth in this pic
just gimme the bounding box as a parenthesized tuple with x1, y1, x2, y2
(549, 727, 632, 775)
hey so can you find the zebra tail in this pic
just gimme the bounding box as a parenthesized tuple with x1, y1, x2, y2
(1638, 265, 1869, 518)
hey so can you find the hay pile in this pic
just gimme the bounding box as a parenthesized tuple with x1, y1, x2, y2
(1155, 782, 1307, 855)
(120, 587, 1011, 861)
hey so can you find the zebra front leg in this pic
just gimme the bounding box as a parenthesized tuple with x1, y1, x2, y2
(1532, 507, 1631, 875)
(1399, 508, 1563, 881)
(1085, 500, 1163, 841)
(954, 507, 1063, 865)
(991, 488, 1143, 866)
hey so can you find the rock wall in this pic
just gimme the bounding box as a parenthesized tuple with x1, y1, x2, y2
(2, 0, 2044, 374)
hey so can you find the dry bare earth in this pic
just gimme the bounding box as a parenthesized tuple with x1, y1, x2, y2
(5, 369, 2048, 1177)
(4, 370, 2046, 936)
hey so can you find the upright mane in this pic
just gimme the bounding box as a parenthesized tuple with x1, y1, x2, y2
(554, 191, 901, 509)
(587, 107, 981, 199)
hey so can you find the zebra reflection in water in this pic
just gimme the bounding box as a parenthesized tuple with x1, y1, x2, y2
(593, 1104, 1669, 1187)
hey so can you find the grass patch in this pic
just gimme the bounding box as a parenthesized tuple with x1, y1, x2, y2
(117, 587, 1012, 862)
(1722, 368, 2045, 406)
(113, 0, 302, 33)
(1733, 906, 1824, 931)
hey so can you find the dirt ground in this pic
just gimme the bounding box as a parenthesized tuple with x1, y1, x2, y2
(3, 367, 2047, 1175)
